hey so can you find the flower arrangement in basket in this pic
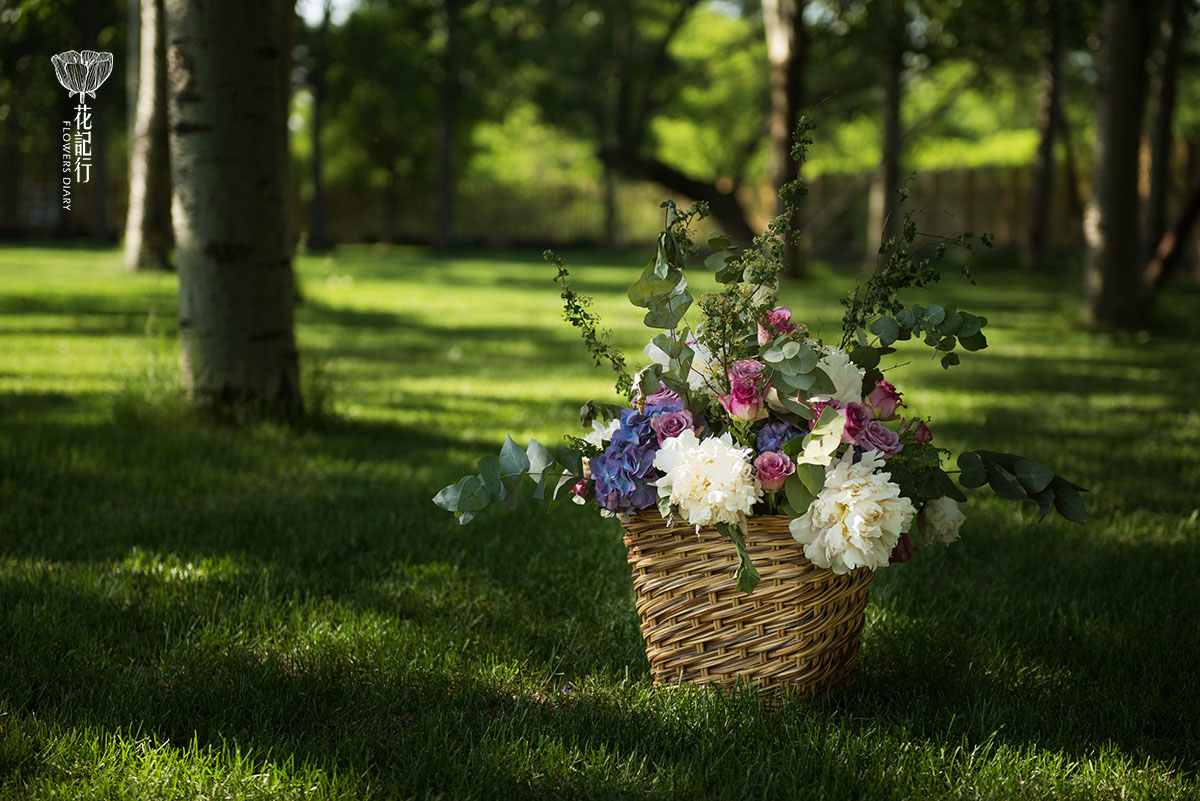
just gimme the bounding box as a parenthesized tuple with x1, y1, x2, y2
(435, 124, 1086, 693)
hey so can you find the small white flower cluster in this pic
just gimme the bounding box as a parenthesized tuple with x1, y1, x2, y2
(790, 450, 916, 574)
(652, 431, 762, 529)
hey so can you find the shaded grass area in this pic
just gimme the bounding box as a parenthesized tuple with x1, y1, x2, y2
(0, 243, 1198, 799)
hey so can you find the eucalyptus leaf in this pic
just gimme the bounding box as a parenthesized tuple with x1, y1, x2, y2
(1054, 485, 1088, 522)
(1012, 458, 1054, 494)
(794, 462, 826, 497)
(716, 522, 761, 594)
(958, 331, 988, 351)
(986, 463, 1028, 500)
(784, 474, 816, 515)
(477, 454, 504, 500)
(643, 291, 692, 329)
(499, 435, 530, 476)
(707, 232, 732, 251)
(868, 316, 900, 346)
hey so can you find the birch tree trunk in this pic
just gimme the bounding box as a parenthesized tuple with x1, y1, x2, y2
(125, 0, 172, 271)
(1025, 4, 1063, 270)
(1084, 0, 1152, 329)
(763, 0, 808, 277)
(165, 0, 302, 416)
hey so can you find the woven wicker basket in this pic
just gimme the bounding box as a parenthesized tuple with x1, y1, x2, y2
(622, 511, 874, 694)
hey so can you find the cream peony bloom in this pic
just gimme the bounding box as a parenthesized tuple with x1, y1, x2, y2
(811, 344, 865, 406)
(653, 431, 762, 529)
(789, 450, 916, 574)
(918, 496, 966, 545)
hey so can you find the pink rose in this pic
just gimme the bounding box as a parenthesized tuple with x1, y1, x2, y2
(841, 402, 874, 444)
(866, 379, 905, 420)
(729, 359, 765, 384)
(901, 418, 932, 446)
(754, 451, 795, 492)
(650, 410, 696, 445)
(757, 306, 796, 345)
(858, 421, 903, 457)
(889, 531, 917, 564)
(720, 377, 768, 421)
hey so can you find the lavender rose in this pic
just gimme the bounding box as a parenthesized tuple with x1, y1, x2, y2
(643, 382, 685, 413)
(757, 306, 796, 345)
(866, 379, 905, 420)
(729, 359, 766, 384)
(754, 451, 795, 492)
(859, 421, 903, 458)
(650, 409, 696, 445)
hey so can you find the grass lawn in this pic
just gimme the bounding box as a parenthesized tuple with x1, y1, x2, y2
(0, 242, 1198, 799)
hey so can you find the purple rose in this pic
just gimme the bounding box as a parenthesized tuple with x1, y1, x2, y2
(756, 421, 801, 454)
(842, 402, 874, 444)
(650, 409, 696, 445)
(729, 359, 766, 384)
(757, 306, 796, 345)
(866, 379, 905, 421)
(809, 398, 843, 427)
(720, 377, 767, 422)
(858, 420, 903, 458)
(754, 451, 795, 492)
(642, 382, 685, 413)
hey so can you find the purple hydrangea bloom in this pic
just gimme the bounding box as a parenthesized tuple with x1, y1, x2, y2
(757, 421, 801, 454)
(591, 408, 660, 515)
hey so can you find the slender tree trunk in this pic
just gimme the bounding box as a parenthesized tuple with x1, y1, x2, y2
(165, 0, 302, 415)
(763, 0, 808, 277)
(0, 111, 18, 234)
(434, 0, 462, 249)
(125, 0, 173, 271)
(1058, 105, 1086, 243)
(1146, 0, 1188, 259)
(1025, 4, 1063, 269)
(866, 0, 905, 272)
(308, 0, 331, 252)
(1085, 0, 1153, 329)
(1145, 182, 1200, 293)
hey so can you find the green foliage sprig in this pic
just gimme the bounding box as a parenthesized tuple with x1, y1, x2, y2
(546, 250, 633, 397)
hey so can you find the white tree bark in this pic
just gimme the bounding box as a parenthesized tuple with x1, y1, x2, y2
(165, 0, 302, 414)
(125, 0, 172, 271)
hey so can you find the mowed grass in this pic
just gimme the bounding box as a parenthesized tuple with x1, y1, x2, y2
(0, 242, 1198, 800)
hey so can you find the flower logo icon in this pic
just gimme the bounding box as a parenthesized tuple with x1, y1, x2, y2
(51, 50, 114, 100)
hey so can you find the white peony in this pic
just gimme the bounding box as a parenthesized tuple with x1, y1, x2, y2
(653, 431, 762, 529)
(811, 344, 865, 406)
(644, 337, 722, 397)
(918, 496, 966, 545)
(789, 450, 916, 574)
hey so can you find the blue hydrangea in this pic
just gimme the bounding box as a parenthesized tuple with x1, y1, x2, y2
(756, 421, 801, 454)
(591, 408, 660, 516)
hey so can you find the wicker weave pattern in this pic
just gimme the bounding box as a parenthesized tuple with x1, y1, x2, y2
(622, 512, 874, 693)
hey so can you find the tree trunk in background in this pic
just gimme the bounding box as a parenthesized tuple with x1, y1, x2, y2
(1025, 3, 1063, 270)
(125, 0, 173, 271)
(127, 0, 139, 150)
(1058, 106, 1086, 243)
(866, 0, 904, 273)
(1146, 0, 1188, 260)
(166, 0, 302, 416)
(1145, 183, 1200, 293)
(433, 0, 462, 249)
(763, 0, 808, 277)
(308, 0, 331, 252)
(1085, 0, 1152, 329)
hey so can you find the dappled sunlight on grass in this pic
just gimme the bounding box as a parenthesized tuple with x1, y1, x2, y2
(1, 243, 1198, 798)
